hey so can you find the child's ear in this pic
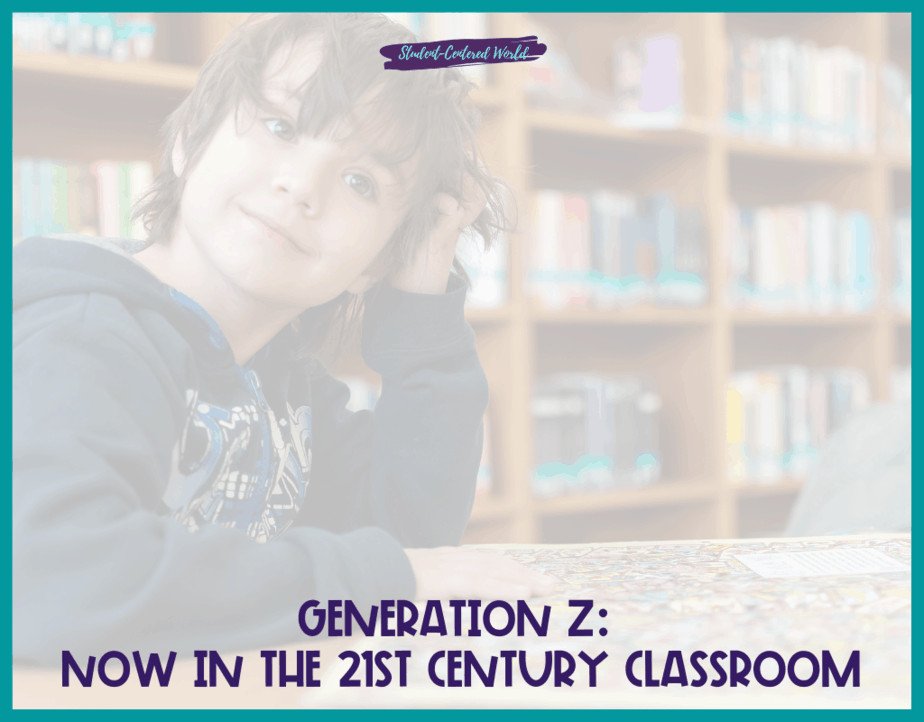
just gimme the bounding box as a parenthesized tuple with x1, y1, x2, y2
(171, 136, 187, 177)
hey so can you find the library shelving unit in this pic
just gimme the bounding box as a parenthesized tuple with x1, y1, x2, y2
(13, 13, 911, 545)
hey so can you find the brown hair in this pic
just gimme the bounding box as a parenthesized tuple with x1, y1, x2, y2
(134, 13, 510, 361)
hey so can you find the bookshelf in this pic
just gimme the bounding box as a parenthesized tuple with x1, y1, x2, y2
(13, 12, 912, 544)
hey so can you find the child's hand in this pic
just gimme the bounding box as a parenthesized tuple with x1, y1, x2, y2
(405, 547, 560, 600)
(388, 179, 487, 295)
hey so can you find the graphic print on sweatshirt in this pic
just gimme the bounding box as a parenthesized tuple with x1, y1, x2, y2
(161, 370, 312, 542)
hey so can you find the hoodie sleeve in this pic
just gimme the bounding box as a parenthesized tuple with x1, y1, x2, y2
(13, 295, 415, 666)
(298, 278, 490, 547)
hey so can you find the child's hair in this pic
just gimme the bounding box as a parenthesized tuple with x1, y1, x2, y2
(134, 12, 511, 361)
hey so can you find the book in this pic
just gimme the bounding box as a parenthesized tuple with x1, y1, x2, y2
(13, 158, 154, 242)
(726, 33, 873, 151)
(727, 366, 870, 483)
(892, 208, 911, 313)
(531, 189, 707, 309)
(13, 12, 157, 62)
(727, 202, 876, 312)
(532, 373, 662, 497)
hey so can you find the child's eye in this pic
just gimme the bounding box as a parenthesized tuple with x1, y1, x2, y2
(262, 118, 297, 142)
(343, 172, 377, 200)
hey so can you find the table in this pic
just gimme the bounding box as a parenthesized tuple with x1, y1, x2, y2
(13, 533, 911, 709)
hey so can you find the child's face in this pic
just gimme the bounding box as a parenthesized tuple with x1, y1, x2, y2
(172, 40, 414, 313)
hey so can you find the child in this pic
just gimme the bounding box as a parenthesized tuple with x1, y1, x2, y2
(13, 13, 553, 664)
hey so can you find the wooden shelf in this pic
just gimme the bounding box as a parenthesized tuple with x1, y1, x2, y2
(534, 479, 715, 516)
(13, 51, 198, 90)
(527, 108, 711, 148)
(527, 108, 890, 172)
(13, 52, 197, 159)
(734, 477, 805, 497)
(518, 307, 904, 329)
(469, 494, 515, 523)
(531, 306, 712, 326)
(11, 50, 510, 110)
(725, 135, 876, 168)
(885, 153, 912, 172)
(730, 311, 877, 327)
(465, 306, 512, 325)
(891, 312, 912, 328)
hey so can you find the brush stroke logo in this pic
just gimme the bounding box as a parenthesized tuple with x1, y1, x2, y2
(381, 35, 546, 71)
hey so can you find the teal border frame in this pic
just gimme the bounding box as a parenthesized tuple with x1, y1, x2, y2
(5, 3, 916, 715)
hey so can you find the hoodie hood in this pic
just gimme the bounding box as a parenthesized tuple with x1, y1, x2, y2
(13, 235, 234, 365)
(15, 235, 172, 310)
(13, 234, 340, 373)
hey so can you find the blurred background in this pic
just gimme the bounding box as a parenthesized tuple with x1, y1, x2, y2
(12, 12, 912, 544)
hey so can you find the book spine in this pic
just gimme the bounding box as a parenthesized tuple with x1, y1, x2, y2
(93, 161, 120, 237)
(50, 161, 68, 232)
(19, 158, 36, 239)
(36, 159, 54, 236)
(727, 377, 746, 481)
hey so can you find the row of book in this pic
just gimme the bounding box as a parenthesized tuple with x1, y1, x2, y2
(531, 190, 708, 309)
(341, 375, 494, 496)
(13, 158, 153, 242)
(528, 24, 907, 149)
(13, 13, 157, 62)
(726, 34, 873, 150)
(880, 62, 912, 155)
(532, 374, 662, 498)
(343, 363, 905, 500)
(727, 203, 875, 312)
(727, 366, 870, 483)
(893, 208, 911, 312)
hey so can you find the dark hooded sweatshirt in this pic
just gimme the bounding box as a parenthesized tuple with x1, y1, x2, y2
(13, 235, 489, 665)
